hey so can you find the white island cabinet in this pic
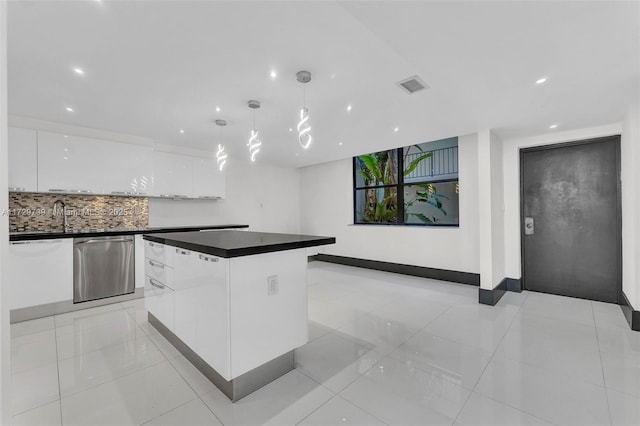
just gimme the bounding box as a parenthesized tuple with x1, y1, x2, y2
(143, 230, 334, 401)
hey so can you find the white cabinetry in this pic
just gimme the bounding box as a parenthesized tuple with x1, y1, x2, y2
(8, 127, 38, 192)
(144, 241, 176, 331)
(192, 157, 226, 199)
(8, 239, 73, 309)
(173, 247, 230, 377)
(100, 141, 153, 196)
(152, 152, 192, 198)
(38, 131, 107, 194)
(38, 131, 153, 196)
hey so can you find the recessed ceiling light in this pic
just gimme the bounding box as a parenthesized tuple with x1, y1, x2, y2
(549, 124, 558, 129)
(346, 104, 352, 112)
(270, 70, 277, 79)
(393, 127, 399, 133)
(330, 73, 337, 79)
(339, 142, 343, 146)
(289, 128, 293, 132)
(65, 107, 74, 112)
(295, 153, 299, 157)
(179, 129, 185, 134)
(215, 106, 221, 113)
(72, 67, 85, 76)
(536, 77, 548, 85)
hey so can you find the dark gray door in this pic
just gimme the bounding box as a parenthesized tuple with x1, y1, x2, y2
(521, 136, 621, 303)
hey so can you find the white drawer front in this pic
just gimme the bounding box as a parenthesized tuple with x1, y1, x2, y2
(144, 257, 174, 286)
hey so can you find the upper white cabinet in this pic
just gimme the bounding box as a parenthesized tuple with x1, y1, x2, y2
(152, 152, 193, 198)
(152, 152, 225, 199)
(8, 127, 38, 192)
(37, 131, 153, 196)
(192, 157, 226, 199)
(101, 141, 153, 196)
(12, 128, 223, 199)
(38, 131, 109, 194)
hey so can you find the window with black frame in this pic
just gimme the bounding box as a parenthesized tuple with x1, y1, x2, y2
(353, 137, 459, 226)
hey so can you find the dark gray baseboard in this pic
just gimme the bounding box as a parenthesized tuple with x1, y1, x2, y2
(148, 312, 295, 401)
(479, 278, 507, 306)
(506, 278, 522, 292)
(620, 291, 640, 332)
(309, 254, 480, 286)
(478, 277, 521, 306)
(10, 287, 144, 323)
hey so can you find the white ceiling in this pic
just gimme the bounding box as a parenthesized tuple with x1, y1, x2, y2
(8, 0, 640, 168)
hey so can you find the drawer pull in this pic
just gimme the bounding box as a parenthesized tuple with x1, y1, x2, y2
(147, 242, 163, 249)
(148, 278, 165, 289)
(8, 187, 25, 192)
(199, 254, 219, 262)
(176, 249, 190, 255)
(148, 259, 165, 269)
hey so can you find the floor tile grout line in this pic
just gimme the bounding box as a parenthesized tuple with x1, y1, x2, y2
(294, 394, 390, 426)
(138, 396, 202, 426)
(54, 314, 64, 426)
(592, 301, 615, 426)
(160, 356, 227, 426)
(54, 319, 152, 365)
(453, 290, 528, 425)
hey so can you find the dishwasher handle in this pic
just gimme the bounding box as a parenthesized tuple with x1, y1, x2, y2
(75, 238, 133, 245)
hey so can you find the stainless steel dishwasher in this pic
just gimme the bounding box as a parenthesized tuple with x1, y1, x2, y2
(73, 235, 135, 303)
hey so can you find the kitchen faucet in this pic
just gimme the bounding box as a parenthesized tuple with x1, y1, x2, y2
(52, 199, 69, 233)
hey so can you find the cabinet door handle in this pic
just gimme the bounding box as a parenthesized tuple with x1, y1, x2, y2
(8, 187, 25, 192)
(176, 249, 190, 255)
(147, 242, 163, 249)
(199, 254, 219, 262)
(148, 259, 165, 269)
(148, 278, 165, 289)
(197, 196, 221, 200)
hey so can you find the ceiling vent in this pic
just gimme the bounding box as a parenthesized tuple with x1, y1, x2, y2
(397, 75, 428, 94)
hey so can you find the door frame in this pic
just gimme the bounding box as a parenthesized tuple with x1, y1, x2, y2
(519, 135, 622, 303)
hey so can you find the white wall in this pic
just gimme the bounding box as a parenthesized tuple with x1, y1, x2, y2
(622, 104, 640, 309)
(149, 161, 301, 234)
(477, 130, 506, 290)
(502, 123, 624, 280)
(299, 133, 480, 274)
(0, 1, 10, 420)
(490, 132, 505, 287)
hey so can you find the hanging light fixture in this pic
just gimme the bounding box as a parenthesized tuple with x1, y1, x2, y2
(215, 119, 227, 171)
(296, 70, 312, 149)
(247, 100, 262, 162)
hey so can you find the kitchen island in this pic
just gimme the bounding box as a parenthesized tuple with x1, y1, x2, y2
(142, 230, 335, 401)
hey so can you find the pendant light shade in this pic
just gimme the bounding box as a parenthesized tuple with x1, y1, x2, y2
(247, 100, 262, 162)
(296, 71, 312, 149)
(215, 119, 227, 172)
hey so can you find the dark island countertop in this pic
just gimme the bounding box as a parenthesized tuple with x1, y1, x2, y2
(10, 224, 249, 242)
(143, 230, 336, 258)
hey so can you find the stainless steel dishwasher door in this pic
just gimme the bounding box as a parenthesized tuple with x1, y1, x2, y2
(73, 235, 135, 303)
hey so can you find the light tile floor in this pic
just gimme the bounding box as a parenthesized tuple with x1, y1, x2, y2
(10, 262, 640, 426)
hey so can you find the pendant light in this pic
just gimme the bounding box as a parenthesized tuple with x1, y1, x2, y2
(296, 70, 312, 149)
(215, 119, 227, 171)
(247, 100, 262, 162)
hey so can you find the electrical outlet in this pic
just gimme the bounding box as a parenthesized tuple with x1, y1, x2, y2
(267, 275, 278, 296)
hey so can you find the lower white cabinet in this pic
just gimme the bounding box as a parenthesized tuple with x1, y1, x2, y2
(8, 239, 73, 310)
(173, 247, 230, 377)
(144, 275, 174, 331)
